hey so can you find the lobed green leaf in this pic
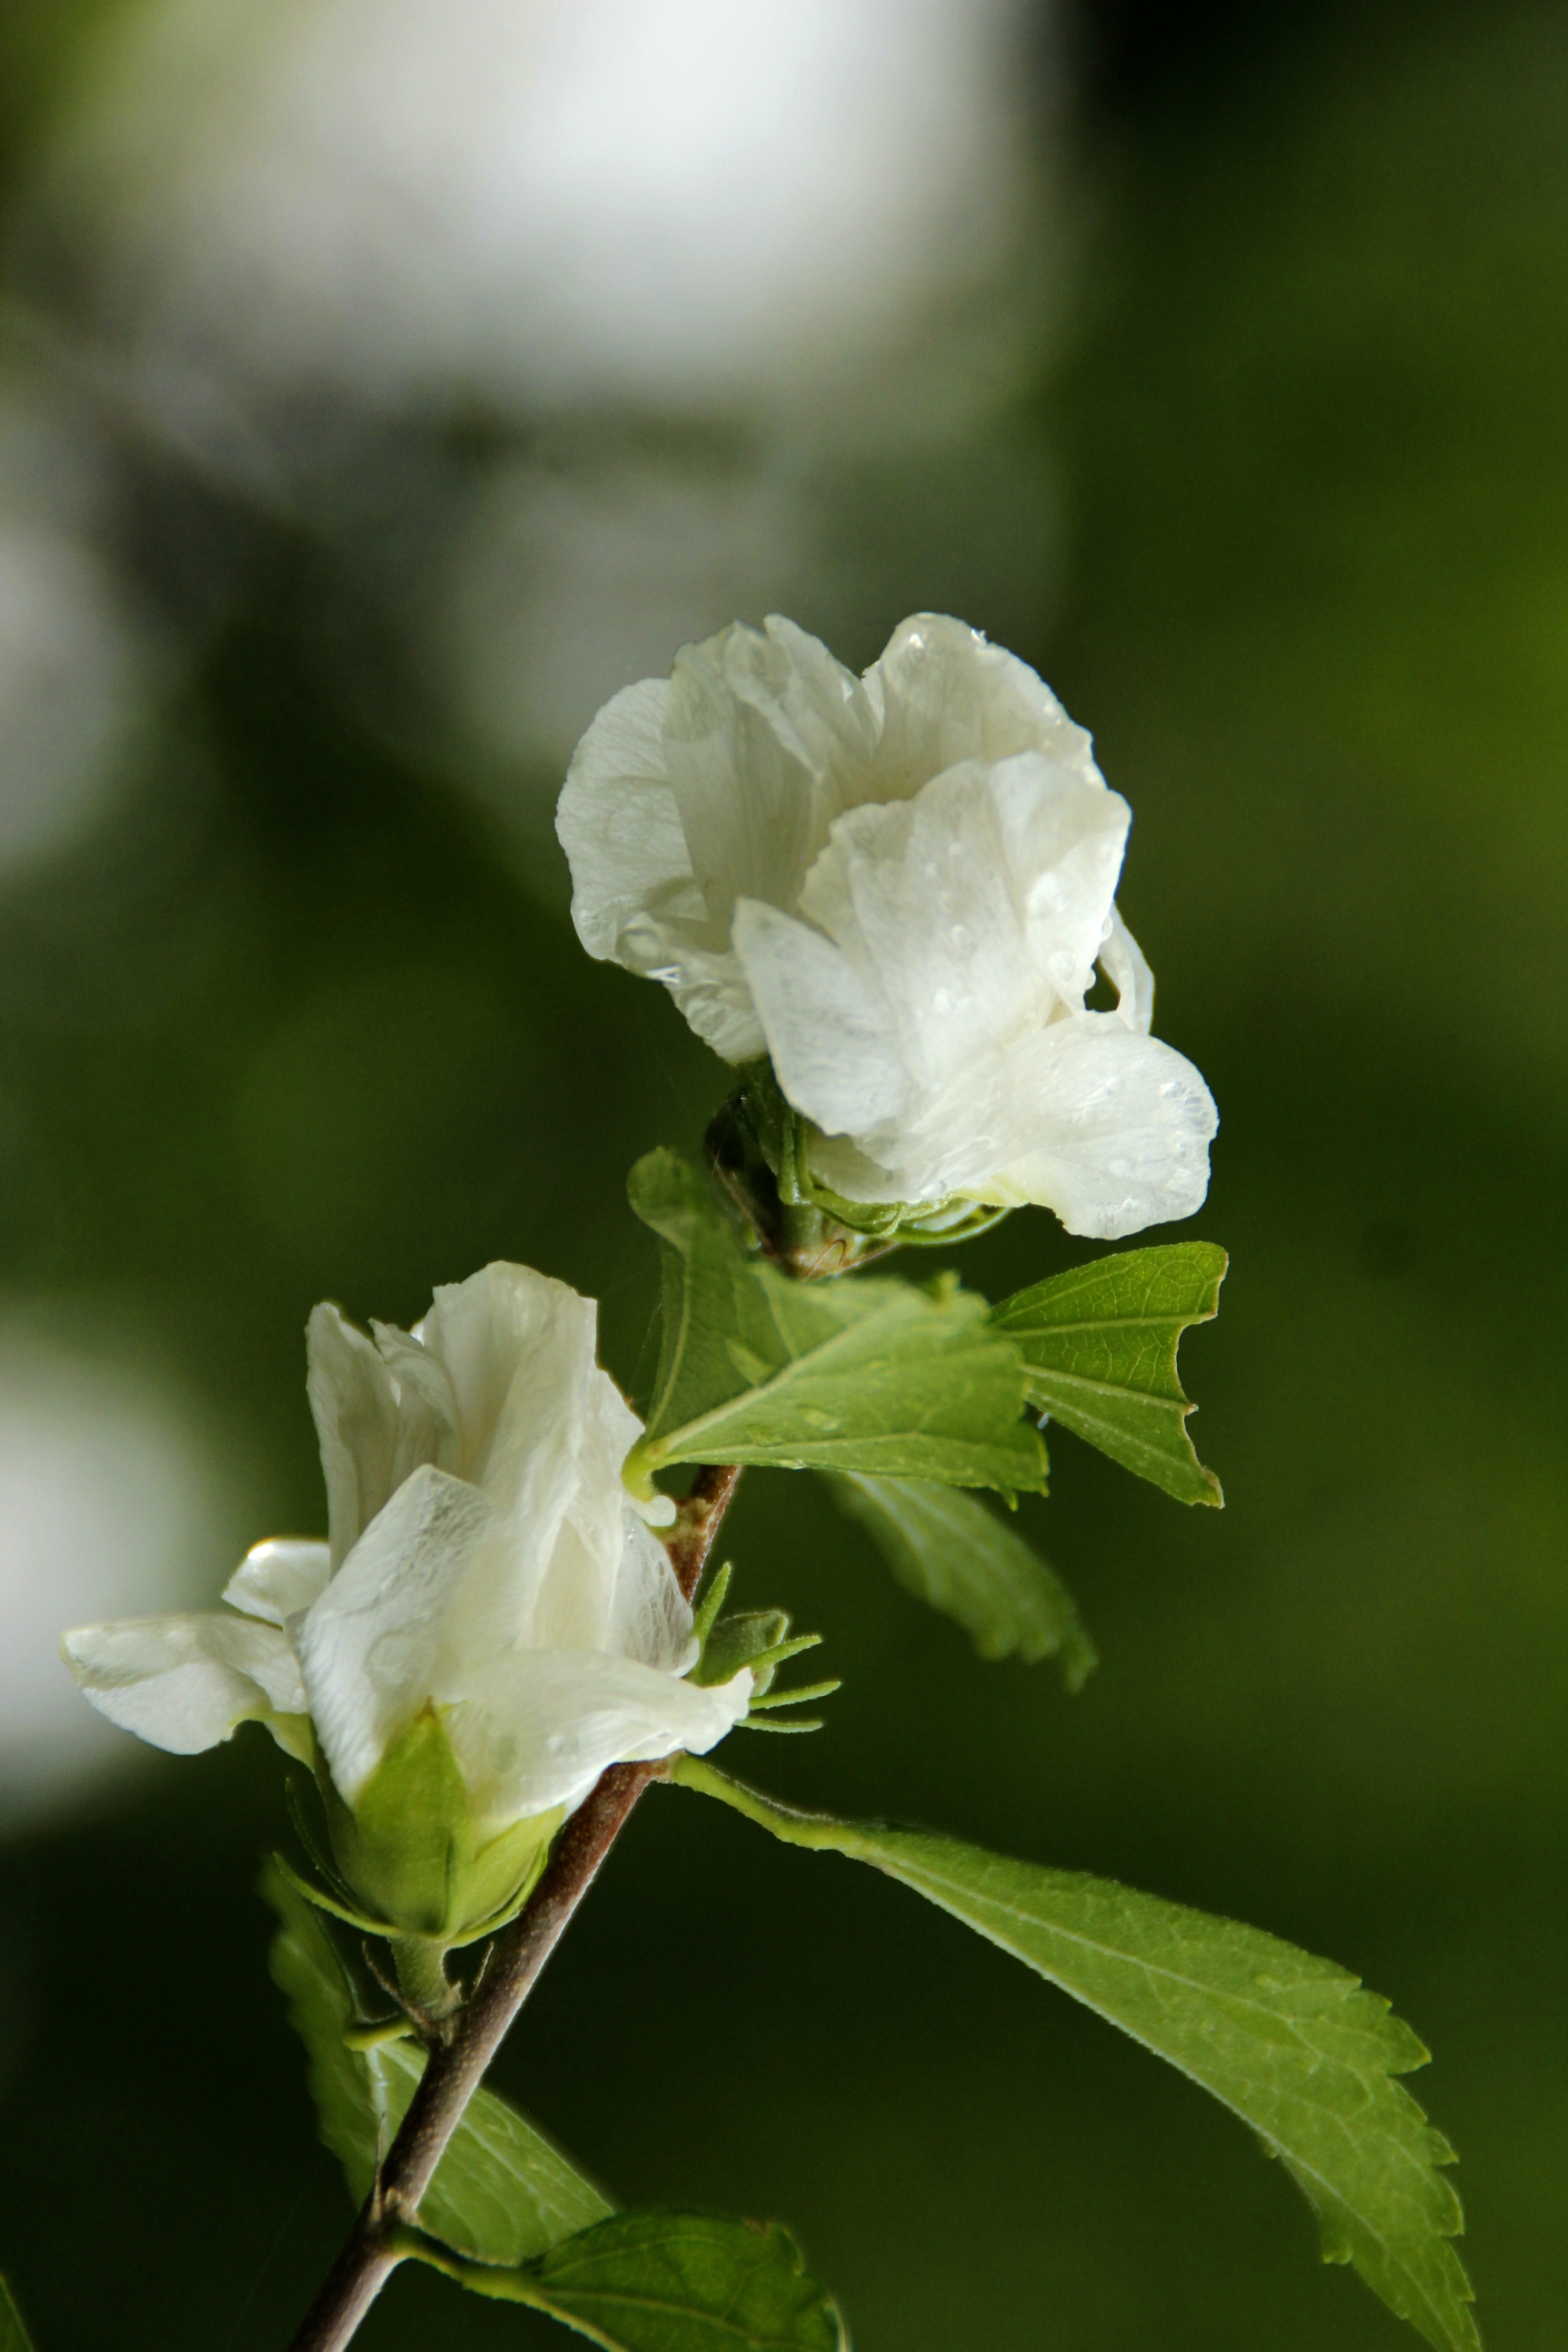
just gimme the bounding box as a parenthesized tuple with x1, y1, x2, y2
(671, 1760, 1476, 2352)
(824, 1472, 1095, 1686)
(410, 2209, 847, 2351)
(990, 1242, 1227, 1504)
(626, 1151, 1044, 1494)
(263, 1863, 611, 2264)
(0, 2274, 35, 2351)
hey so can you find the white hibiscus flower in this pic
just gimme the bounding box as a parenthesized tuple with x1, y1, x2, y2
(63, 1266, 751, 1926)
(557, 612, 1217, 1240)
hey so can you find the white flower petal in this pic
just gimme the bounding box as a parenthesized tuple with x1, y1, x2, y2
(802, 761, 1093, 1083)
(307, 1301, 401, 1569)
(987, 1016, 1219, 1238)
(419, 1262, 593, 1494)
(750, 755, 1132, 1163)
(558, 617, 886, 1068)
(61, 1612, 305, 1753)
(808, 760, 1125, 1038)
(443, 1648, 752, 1826)
(617, 919, 765, 1063)
(416, 1265, 606, 1649)
(603, 1507, 698, 1676)
(988, 760, 1130, 1009)
(800, 1125, 907, 1204)
(295, 1464, 495, 1803)
(557, 672, 761, 1058)
(558, 676, 697, 962)
(529, 1363, 664, 1654)
(757, 614, 881, 783)
(1100, 904, 1154, 1034)
(732, 897, 907, 1134)
(865, 614, 1104, 798)
(370, 1318, 462, 1489)
(662, 620, 853, 927)
(223, 1536, 331, 1627)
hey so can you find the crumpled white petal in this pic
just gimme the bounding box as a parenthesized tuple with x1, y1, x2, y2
(730, 898, 906, 1134)
(61, 1612, 306, 1753)
(989, 1018, 1216, 1237)
(416, 1263, 642, 1654)
(223, 1536, 331, 1627)
(1099, 905, 1154, 1035)
(293, 1464, 497, 1804)
(816, 1015, 1217, 1239)
(555, 677, 694, 963)
(864, 614, 1103, 798)
(602, 1508, 699, 1673)
(442, 1647, 752, 1828)
(307, 1302, 403, 1569)
(779, 755, 1130, 1091)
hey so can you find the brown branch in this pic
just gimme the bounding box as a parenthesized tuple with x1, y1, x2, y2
(284, 1463, 741, 2352)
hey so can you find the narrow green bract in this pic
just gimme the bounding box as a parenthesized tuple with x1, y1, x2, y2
(824, 1471, 1096, 1685)
(0, 2274, 35, 2352)
(264, 1864, 611, 2263)
(990, 1242, 1227, 1504)
(671, 1761, 1477, 2352)
(626, 1151, 1044, 1494)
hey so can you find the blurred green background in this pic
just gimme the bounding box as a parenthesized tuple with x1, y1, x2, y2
(0, 3, 1563, 2348)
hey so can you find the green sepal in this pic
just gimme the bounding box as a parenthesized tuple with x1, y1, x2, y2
(316, 1706, 562, 1945)
(693, 1607, 791, 1693)
(286, 1770, 365, 1914)
(690, 1561, 734, 1656)
(692, 1573, 834, 1693)
(747, 1679, 841, 1711)
(264, 1710, 317, 1766)
(711, 1062, 1013, 1266)
(690, 1574, 838, 1734)
(743, 1632, 825, 1685)
(270, 1850, 398, 1941)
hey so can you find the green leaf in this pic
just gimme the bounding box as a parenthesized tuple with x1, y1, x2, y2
(263, 1861, 612, 2263)
(671, 1761, 1476, 2352)
(990, 1242, 1227, 1504)
(626, 1151, 1044, 1495)
(407, 2210, 847, 2351)
(0, 2274, 36, 2351)
(824, 1472, 1096, 1687)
